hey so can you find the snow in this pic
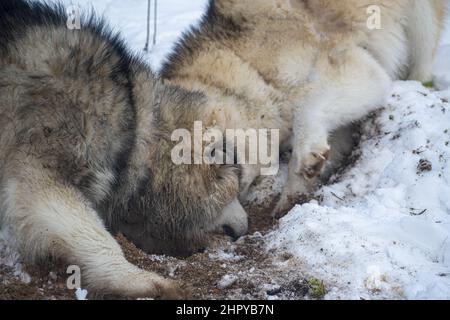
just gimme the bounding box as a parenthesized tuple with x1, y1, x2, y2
(269, 83, 450, 299)
(75, 288, 88, 300)
(0, 0, 449, 300)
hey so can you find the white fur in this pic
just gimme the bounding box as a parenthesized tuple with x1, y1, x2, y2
(406, 0, 440, 81)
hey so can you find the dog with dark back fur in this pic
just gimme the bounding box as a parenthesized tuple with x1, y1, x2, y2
(0, 0, 248, 298)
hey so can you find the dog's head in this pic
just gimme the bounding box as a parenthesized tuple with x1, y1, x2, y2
(118, 162, 241, 257)
(113, 80, 244, 257)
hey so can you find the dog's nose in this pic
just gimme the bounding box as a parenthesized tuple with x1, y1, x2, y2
(223, 225, 239, 241)
(218, 198, 249, 240)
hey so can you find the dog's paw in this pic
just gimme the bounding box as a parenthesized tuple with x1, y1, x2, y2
(153, 278, 189, 300)
(272, 192, 312, 219)
(90, 263, 188, 300)
(127, 273, 187, 300)
(272, 196, 294, 219)
(301, 146, 331, 179)
(272, 174, 314, 218)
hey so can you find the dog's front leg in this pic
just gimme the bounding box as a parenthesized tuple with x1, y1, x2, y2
(273, 46, 392, 217)
(238, 164, 261, 200)
(406, 0, 442, 83)
(273, 83, 338, 218)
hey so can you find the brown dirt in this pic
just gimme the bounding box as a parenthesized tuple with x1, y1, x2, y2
(0, 263, 73, 300)
(116, 188, 310, 300)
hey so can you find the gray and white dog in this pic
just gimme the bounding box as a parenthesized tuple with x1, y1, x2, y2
(0, 0, 247, 298)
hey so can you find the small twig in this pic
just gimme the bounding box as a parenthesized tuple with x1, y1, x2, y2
(144, 0, 151, 52)
(331, 192, 344, 201)
(153, 0, 158, 46)
(410, 209, 427, 216)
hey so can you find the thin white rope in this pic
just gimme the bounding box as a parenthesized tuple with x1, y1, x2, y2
(153, 0, 158, 46)
(144, 0, 151, 52)
(144, 0, 158, 52)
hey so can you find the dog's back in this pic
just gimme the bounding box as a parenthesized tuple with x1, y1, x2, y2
(0, 0, 139, 203)
(163, 0, 447, 88)
(293, 0, 447, 81)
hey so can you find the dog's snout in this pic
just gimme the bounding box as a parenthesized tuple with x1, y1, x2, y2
(218, 198, 249, 240)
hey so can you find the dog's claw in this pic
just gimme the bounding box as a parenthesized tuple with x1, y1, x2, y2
(301, 147, 331, 179)
(312, 151, 327, 161)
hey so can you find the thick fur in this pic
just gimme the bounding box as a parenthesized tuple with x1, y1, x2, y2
(161, 0, 448, 215)
(0, 0, 247, 298)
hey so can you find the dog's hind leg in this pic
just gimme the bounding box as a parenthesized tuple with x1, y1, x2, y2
(273, 45, 391, 217)
(1, 160, 182, 299)
(406, 0, 442, 82)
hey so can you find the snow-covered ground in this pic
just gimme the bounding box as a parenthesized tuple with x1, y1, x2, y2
(1, 0, 449, 300)
(269, 82, 450, 299)
(270, 4, 450, 300)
